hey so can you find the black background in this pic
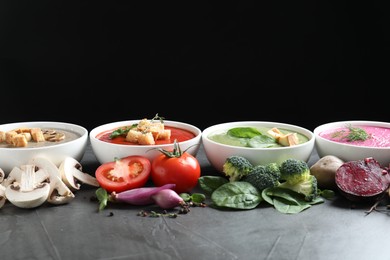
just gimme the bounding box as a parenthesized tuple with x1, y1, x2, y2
(1, 1, 388, 132)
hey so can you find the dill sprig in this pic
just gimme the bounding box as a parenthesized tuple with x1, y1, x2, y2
(346, 125, 369, 141)
(331, 124, 369, 142)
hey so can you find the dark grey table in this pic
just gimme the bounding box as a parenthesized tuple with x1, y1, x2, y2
(1, 142, 389, 260)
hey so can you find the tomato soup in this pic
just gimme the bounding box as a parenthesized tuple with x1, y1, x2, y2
(319, 125, 390, 147)
(96, 126, 196, 145)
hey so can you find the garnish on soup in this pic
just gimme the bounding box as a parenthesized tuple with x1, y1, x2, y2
(108, 114, 171, 145)
(331, 124, 370, 142)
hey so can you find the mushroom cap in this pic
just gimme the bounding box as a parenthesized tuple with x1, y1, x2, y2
(29, 157, 75, 205)
(5, 182, 50, 208)
(59, 157, 99, 190)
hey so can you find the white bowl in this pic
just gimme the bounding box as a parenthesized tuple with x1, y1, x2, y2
(0, 121, 88, 174)
(314, 120, 390, 167)
(90, 120, 202, 164)
(202, 121, 315, 172)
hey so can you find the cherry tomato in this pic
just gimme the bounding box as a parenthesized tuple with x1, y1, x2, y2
(151, 141, 201, 193)
(95, 155, 151, 193)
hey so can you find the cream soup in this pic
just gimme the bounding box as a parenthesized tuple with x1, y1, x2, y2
(318, 125, 390, 147)
(208, 126, 309, 148)
(0, 128, 81, 149)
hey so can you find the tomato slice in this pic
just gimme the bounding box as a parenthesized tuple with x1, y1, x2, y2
(95, 156, 151, 193)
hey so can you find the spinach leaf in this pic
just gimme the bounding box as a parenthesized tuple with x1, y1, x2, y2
(227, 127, 262, 138)
(273, 197, 312, 214)
(262, 187, 324, 214)
(198, 176, 229, 195)
(211, 181, 262, 210)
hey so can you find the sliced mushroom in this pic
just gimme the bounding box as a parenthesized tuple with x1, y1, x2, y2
(1, 166, 49, 188)
(5, 164, 51, 208)
(0, 184, 6, 208)
(29, 157, 75, 205)
(59, 157, 99, 191)
(0, 168, 4, 183)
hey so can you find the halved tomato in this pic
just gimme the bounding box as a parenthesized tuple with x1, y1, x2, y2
(95, 156, 151, 193)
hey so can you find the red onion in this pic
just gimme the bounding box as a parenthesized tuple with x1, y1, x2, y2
(112, 183, 176, 206)
(151, 189, 184, 209)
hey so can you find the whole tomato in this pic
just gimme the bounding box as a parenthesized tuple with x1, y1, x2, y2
(151, 140, 201, 194)
(95, 155, 151, 193)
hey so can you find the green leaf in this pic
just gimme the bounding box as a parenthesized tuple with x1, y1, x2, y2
(309, 196, 324, 205)
(96, 188, 109, 212)
(180, 192, 206, 203)
(319, 189, 336, 200)
(179, 193, 192, 202)
(262, 187, 301, 205)
(109, 124, 137, 139)
(227, 127, 262, 138)
(211, 181, 262, 209)
(262, 187, 324, 214)
(273, 197, 312, 214)
(191, 193, 207, 203)
(198, 176, 229, 194)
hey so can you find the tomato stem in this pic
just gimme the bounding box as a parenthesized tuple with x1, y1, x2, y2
(153, 139, 198, 158)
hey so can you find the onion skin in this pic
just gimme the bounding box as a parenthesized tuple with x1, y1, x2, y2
(151, 189, 184, 209)
(112, 184, 176, 206)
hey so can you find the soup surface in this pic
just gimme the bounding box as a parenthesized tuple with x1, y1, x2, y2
(318, 125, 390, 147)
(0, 128, 81, 149)
(208, 126, 309, 148)
(96, 126, 196, 145)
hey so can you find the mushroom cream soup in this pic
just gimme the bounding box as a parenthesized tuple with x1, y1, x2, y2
(208, 126, 309, 148)
(0, 128, 81, 148)
(318, 125, 390, 147)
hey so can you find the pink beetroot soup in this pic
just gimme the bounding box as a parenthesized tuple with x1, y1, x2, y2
(319, 125, 390, 148)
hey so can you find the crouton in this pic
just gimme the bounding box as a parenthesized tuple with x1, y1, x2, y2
(30, 128, 45, 142)
(137, 132, 155, 145)
(5, 131, 18, 144)
(11, 134, 28, 147)
(126, 129, 143, 143)
(0, 131, 5, 143)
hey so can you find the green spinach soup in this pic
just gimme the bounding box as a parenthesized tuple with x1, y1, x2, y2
(208, 126, 309, 148)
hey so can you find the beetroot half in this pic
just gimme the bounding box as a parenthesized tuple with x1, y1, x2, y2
(335, 157, 390, 202)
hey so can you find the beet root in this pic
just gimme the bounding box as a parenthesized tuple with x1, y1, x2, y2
(335, 157, 390, 202)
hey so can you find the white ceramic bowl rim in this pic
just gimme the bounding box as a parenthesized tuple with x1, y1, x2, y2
(90, 120, 202, 147)
(202, 121, 314, 150)
(0, 121, 88, 151)
(314, 120, 390, 150)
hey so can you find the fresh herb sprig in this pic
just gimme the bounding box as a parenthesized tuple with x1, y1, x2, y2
(109, 124, 137, 139)
(346, 125, 369, 141)
(331, 124, 370, 142)
(150, 113, 165, 124)
(109, 113, 165, 139)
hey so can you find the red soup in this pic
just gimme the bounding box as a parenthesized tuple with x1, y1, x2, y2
(96, 126, 196, 145)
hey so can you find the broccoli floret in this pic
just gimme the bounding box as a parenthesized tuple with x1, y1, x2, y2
(222, 155, 254, 182)
(278, 174, 319, 201)
(242, 163, 281, 191)
(264, 162, 281, 180)
(279, 158, 311, 185)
